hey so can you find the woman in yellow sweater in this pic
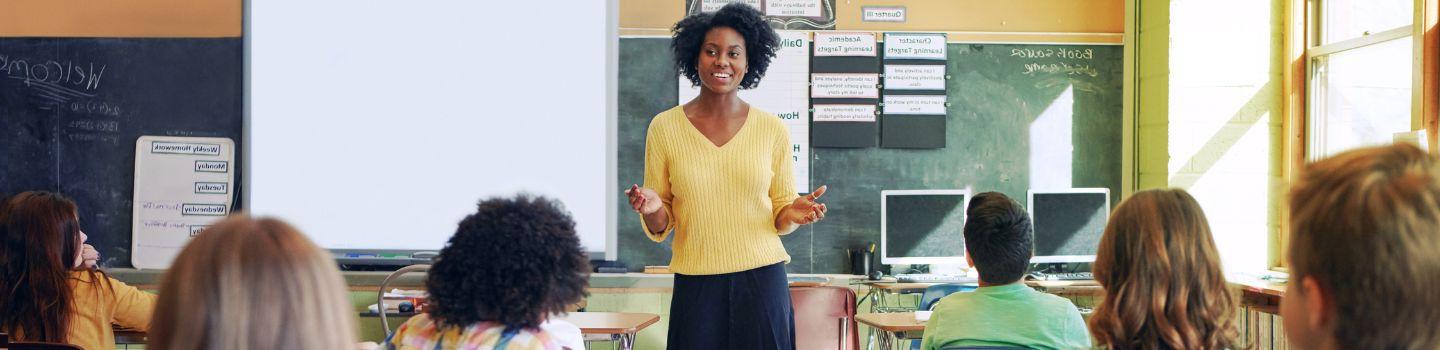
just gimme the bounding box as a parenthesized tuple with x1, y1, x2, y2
(623, 4, 828, 349)
(0, 191, 155, 350)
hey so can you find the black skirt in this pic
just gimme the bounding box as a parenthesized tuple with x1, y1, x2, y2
(668, 262, 796, 350)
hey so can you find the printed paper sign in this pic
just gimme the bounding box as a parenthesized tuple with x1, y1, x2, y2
(884, 65, 945, 91)
(811, 73, 879, 98)
(765, 0, 822, 17)
(884, 95, 947, 115)
(884, 33, 946, 60)
(814, 33, 877, 57)
(862, 7, 906, 22)
(699, 0, 761, 12)
(814, 104, 877, 122)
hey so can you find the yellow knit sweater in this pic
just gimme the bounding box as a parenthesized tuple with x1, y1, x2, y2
(641, 105, 799, 275)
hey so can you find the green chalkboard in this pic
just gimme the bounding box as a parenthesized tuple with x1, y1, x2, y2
(616, 38, 1122, 274)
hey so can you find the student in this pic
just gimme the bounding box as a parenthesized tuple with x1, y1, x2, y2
(384, 194, 589, 350)
(918, 192, 1090, 350)
(1283, 144, 1440, 349)
(1089, 188, 1239, 349)
(148, 215, 358, 349)
(0, 191, 155, 350)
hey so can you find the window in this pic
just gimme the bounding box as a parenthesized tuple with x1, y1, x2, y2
(1307, 0, 1416, 159)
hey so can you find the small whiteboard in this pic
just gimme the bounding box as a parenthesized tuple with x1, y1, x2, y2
(132, 136, 236, 269)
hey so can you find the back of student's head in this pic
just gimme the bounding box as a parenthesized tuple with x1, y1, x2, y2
(1089, 188, 1237, 350)
(962, 192, 1033, 284)
(1286, 143, 1440, 349)
(426, 194, 590, 330)
(149, 215, 357, 350)
(0, 191, 87, 343)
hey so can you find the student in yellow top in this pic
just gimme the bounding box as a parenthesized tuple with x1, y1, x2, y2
(623, 3, 829, 349)
(0, 191, 155, 350)
(1283, 144, 1440, 349)
(147, 215, 357, 350)
(384, 194, 589, 350)
(1089, 189, 1240, 349)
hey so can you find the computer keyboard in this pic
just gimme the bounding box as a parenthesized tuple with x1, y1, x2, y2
(1034, 272, 1093, 281)
(894, 274, 978, 284)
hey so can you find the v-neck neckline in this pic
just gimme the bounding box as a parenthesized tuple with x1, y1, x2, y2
(680, 105, 752, 149)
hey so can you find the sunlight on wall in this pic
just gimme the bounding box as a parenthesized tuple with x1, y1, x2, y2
(1162, 0, 1283, 271)
(1030, 85, 1076, 190)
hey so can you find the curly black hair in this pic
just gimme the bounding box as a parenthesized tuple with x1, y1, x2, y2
(672, 3, 779, 89)
(424, 194, 590, 330)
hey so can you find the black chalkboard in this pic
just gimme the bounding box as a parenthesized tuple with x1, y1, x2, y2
(0, 38, 243, 268)
(617, 38, 1122, 274)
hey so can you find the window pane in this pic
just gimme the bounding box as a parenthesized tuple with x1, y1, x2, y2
(1322, 0, 1412, 44)
(1312, 37, 1413, 158)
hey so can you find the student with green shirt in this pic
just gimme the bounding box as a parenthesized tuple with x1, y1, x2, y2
(918, 192, 1091, 350)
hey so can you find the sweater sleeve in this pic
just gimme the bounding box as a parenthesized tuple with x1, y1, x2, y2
(640, 118, 677, 242)
(768, 123, 800, 234)
(107, 276, 157, 331)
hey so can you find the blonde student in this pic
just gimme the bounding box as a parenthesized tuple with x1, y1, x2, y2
(0, 191, 154, 350)
(384, 194, 589, 350)
(148, 215, 358, 350)
(1283, 144, 1440, 349)
(1089, 188, 1240, 350)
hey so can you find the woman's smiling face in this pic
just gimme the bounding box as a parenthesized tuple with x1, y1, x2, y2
(696, 26, 747, 95)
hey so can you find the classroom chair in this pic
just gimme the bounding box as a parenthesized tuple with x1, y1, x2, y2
(789, 285, 859, 350)
(918, 283, 977, 311)
(912, 284, 977, 350)
(377, 264, 431, 337)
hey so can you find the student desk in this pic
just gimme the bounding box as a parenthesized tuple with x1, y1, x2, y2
(855, 312, 925, 350)
(358, 311, 660, 350)
(558, 312, 661, 350)
(859, 279, 1102, 313)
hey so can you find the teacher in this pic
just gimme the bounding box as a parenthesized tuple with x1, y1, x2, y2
(623, 3, 828, 350)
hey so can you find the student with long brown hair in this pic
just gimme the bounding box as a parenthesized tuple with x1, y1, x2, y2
(1283, 144, 1440, 349)
(0, 191, 155, 350)
(148, 215, 357, 350)
(1089, 188, 1240, 349)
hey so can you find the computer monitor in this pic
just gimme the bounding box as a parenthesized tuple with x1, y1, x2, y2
(1028, 188, 1111, 263)
(880, 189, 969, 265)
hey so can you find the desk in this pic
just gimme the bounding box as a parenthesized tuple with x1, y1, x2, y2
(360, 311, 659, 350)
(855, 312, 925, 350)
(860, 279, 1102, 313)
(558, 312, 661, 350)
(1233, 277, 1285, 315)
(859, 282, 935, 313)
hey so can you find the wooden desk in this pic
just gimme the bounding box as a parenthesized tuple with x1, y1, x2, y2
(359, 311, 659, 350)
(558, 312, 661, 350)
(859, 281, 935, 313)
(856, 312, 925, 350)
(860, 279, 1102, 313)
(1233, 277, 1286, 315)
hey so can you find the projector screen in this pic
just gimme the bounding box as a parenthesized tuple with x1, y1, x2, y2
(246, 1, 615, 257)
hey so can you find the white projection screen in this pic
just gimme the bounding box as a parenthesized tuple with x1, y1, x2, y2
(246, 1, 616, 259)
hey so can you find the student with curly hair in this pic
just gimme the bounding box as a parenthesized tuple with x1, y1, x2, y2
(0, 191, 154, 350)
(1089, 189, 1240, 349)
(384, 194, 590, 350)
(622, 4, 827, 348)
(1283, 144, 1440, 349)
